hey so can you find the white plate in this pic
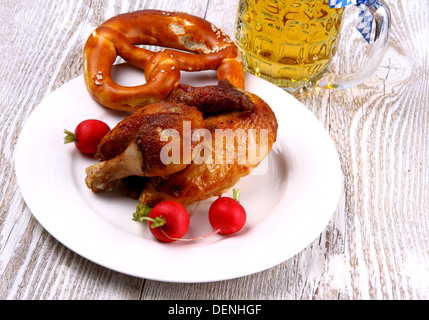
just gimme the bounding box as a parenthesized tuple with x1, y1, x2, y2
(15, 65, 343, 283)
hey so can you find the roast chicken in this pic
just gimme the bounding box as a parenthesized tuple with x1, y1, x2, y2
(85, 80, 278, 206)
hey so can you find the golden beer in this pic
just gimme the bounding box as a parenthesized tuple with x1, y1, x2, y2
(235, 0, 345, 94)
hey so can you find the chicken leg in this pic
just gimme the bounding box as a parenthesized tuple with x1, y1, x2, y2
(85, 102, 204, 192)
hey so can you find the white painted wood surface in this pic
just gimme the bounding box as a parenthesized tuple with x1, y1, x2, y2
(1, 0, 428, 299)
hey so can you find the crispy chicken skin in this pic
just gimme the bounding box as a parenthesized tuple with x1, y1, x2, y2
(84, 81, 278, 205)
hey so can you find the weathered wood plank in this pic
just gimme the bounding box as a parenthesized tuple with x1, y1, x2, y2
(1, 0, 428, 300)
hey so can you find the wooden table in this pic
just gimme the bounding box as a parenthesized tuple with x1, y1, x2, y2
(1, 0, 428, 300)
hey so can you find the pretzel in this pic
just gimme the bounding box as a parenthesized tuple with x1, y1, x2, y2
(83, 10, 244, 112)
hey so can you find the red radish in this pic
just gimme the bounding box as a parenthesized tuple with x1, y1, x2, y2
(132, 190, 246, 243)
(132, 201, 190, 243)
(64, 119, 110, 154)
(209, 189, 246, 235)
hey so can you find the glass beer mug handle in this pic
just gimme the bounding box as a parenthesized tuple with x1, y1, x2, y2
(317, 0, 391, 90)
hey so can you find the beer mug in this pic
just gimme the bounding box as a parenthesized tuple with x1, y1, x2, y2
(235, 0, 390, 96)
